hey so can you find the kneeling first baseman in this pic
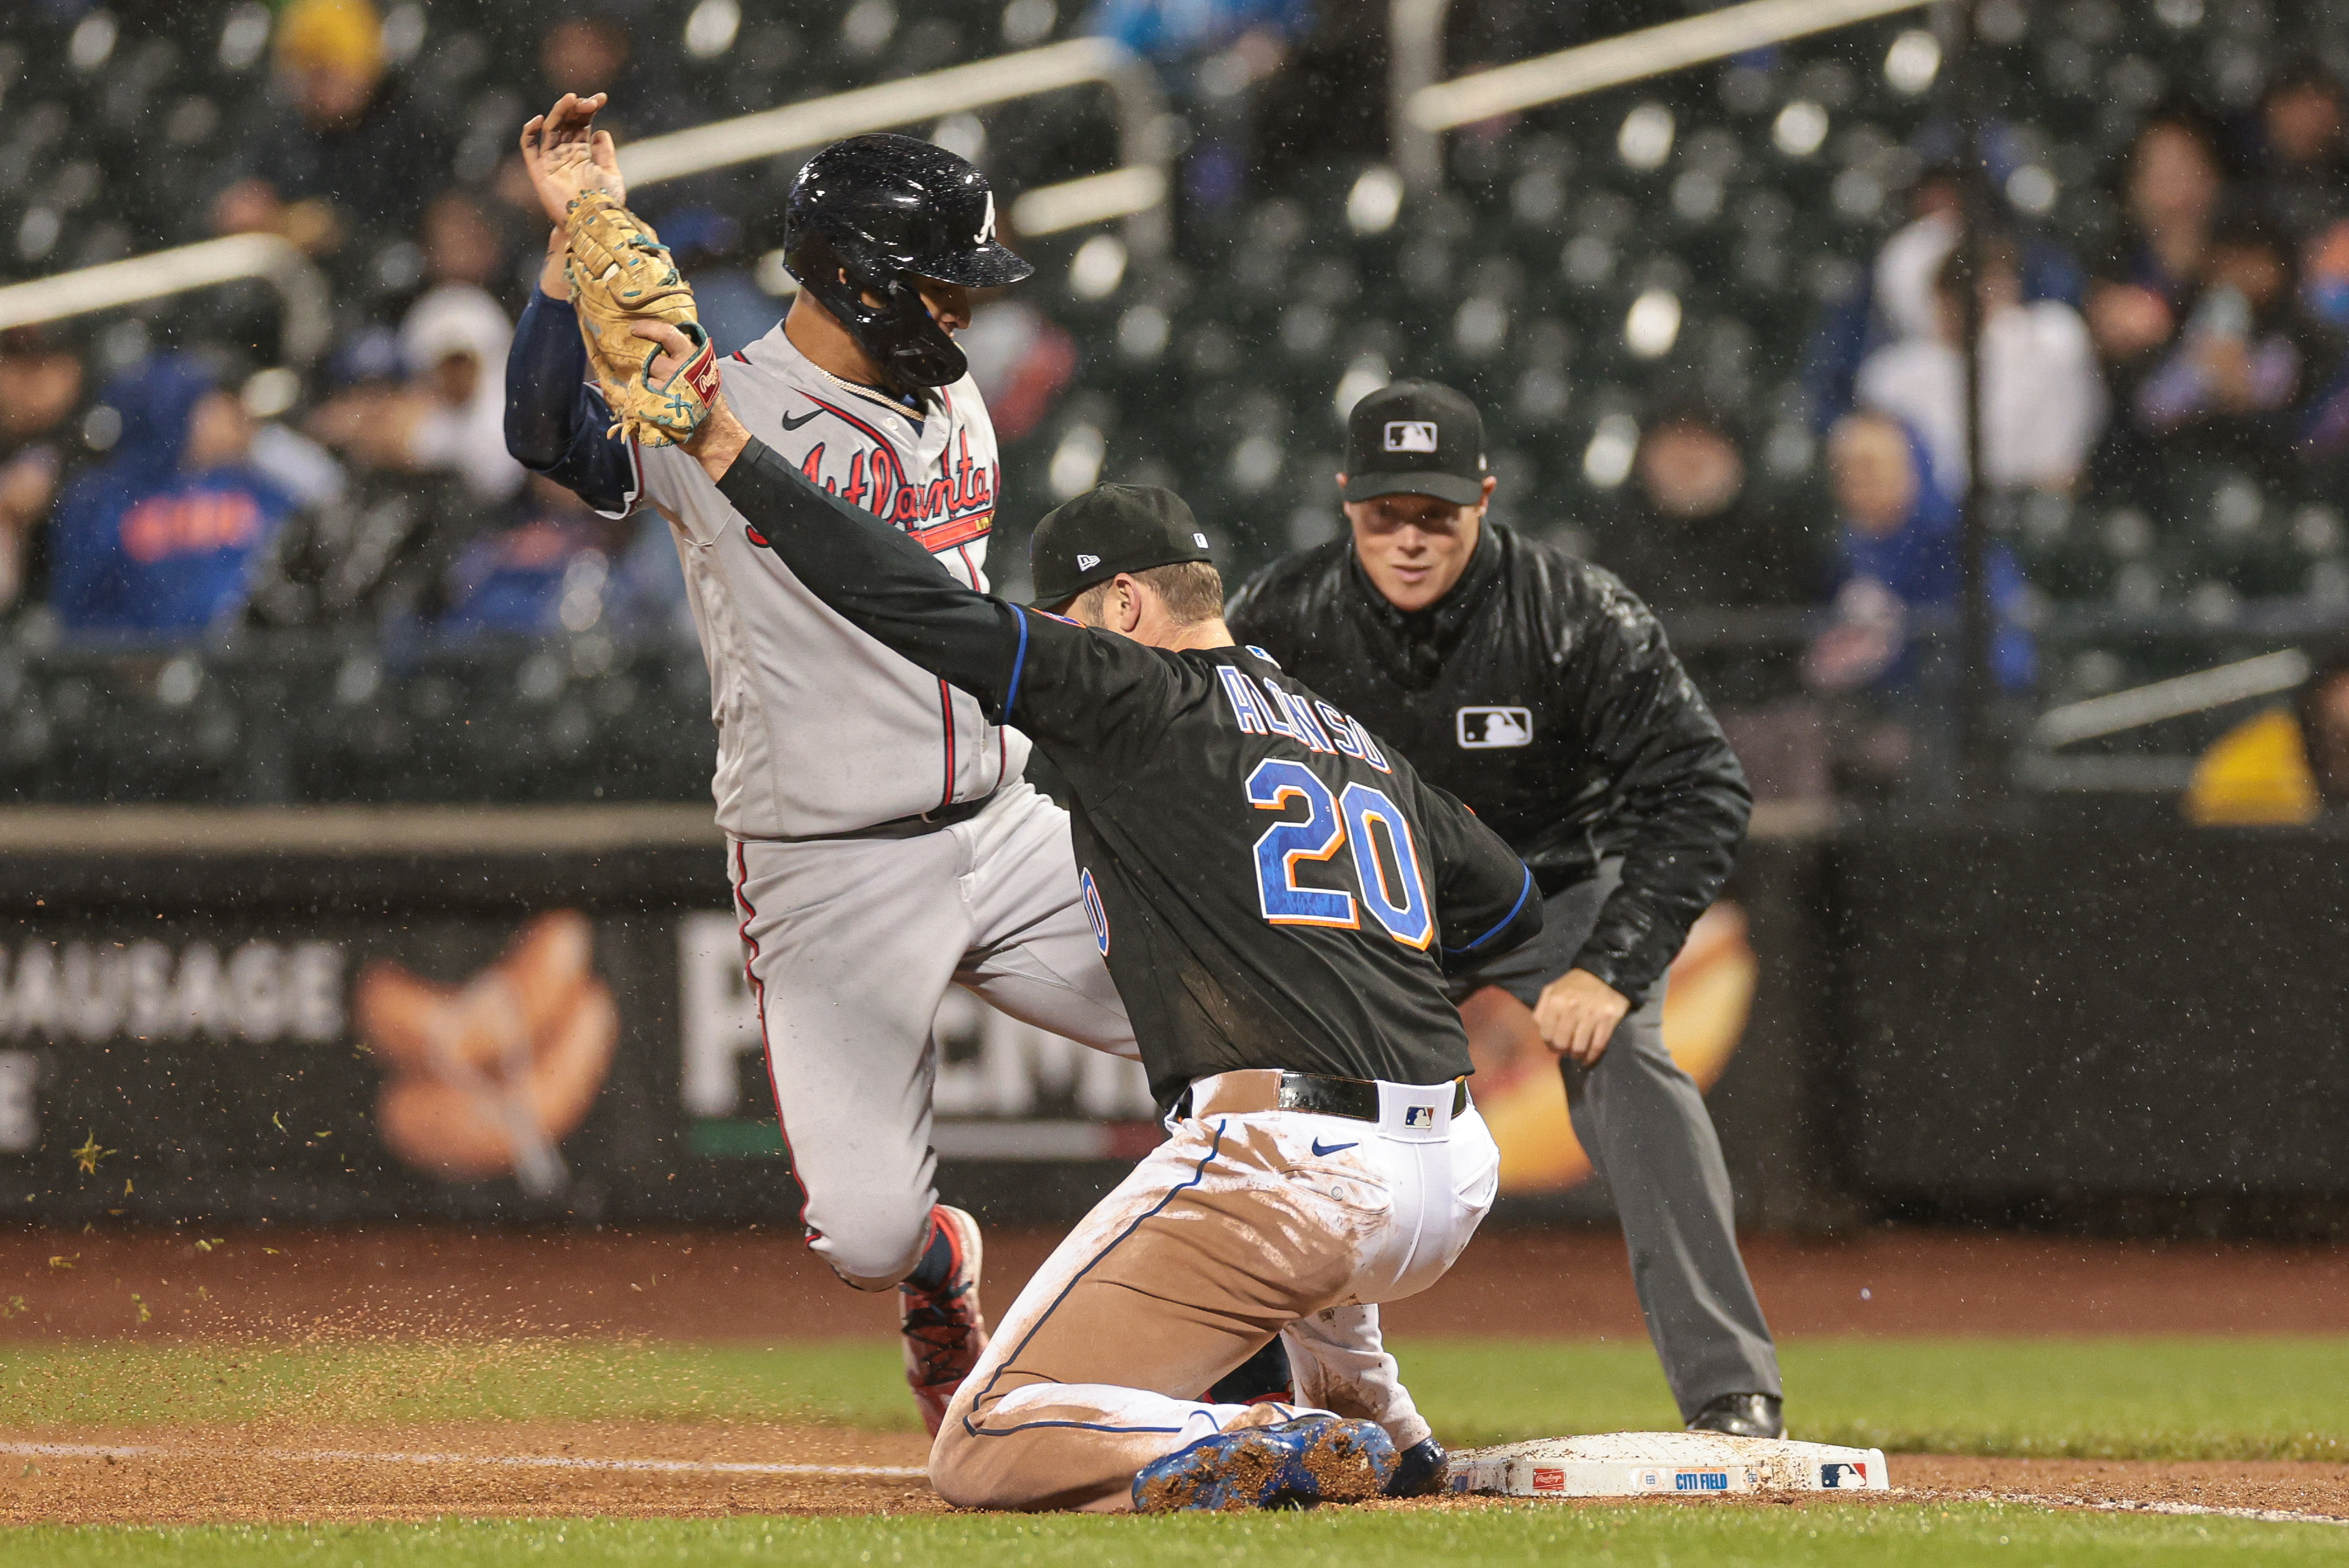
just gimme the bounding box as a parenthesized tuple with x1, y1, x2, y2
(643, 332, 1543, 1509)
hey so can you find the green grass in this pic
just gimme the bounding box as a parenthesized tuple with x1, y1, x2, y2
(5, 1336, 2345, 1463)
(5, 1503, 2345, 1568)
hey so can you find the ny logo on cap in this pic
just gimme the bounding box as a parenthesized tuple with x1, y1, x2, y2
(1076, 552, 1101, 570)
(1385, 421, 1439, 453)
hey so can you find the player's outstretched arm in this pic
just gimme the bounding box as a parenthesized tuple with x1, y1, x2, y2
(650, 323, 1177, 761)
(709, 433, 1029, 713)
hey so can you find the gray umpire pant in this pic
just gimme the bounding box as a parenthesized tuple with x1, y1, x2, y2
(1453, 860, 1782, 1420)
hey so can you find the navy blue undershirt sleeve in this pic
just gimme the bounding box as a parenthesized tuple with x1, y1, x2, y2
(504, 289, 637, 517)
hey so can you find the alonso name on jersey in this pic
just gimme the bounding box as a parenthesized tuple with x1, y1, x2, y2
(709, 441, 1546, 1108)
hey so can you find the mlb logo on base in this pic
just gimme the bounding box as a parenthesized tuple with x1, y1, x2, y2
(1457, 706, 1533, 748)
(1384, 420, 1439, 452)
(1820, 1462, 1868, 1488)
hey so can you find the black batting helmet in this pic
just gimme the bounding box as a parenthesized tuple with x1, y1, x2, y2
(783, 134, 1031, 389)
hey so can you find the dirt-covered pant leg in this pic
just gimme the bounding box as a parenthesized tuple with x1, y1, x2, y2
(929, 1104, 1496, 1512)
(1282, 1305, 1430, 1453)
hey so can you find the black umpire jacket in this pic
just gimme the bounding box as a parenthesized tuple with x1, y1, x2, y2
(1225, 521, 1751, 1005)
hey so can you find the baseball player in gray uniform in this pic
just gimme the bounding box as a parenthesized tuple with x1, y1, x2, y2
(505, 95, 1135, 1433)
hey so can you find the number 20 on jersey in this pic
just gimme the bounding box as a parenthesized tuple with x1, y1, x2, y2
(1246, 759, 1433, 950)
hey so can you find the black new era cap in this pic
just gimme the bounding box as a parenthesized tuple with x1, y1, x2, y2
(1029, 484, 1215, 609)
(1342, 381, 1489, 507)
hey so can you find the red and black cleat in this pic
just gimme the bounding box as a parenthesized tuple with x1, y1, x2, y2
(900, 1205, 988, 1437)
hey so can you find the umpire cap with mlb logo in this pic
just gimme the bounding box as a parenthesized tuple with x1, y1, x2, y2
(1341, 381, 1489, 507)
(1029, 483, 1215, 609)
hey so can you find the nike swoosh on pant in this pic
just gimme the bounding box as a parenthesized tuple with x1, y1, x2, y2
(1310, 1139, 1359, 1156)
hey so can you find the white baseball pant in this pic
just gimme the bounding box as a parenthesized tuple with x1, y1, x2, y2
(730, 780, 1137, 1288)
(929, 1073, 1500, 1511)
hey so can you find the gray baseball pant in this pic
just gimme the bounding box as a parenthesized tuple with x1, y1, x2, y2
(1455, 859, 1781, 1420)
(731, 781, 1137, 1289)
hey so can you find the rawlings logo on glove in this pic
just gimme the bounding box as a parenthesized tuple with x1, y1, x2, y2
(563, 190, 719, 446)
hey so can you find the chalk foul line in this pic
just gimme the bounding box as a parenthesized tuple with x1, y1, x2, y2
(0, 1441, 928, 1480)
(1932, 1487, 2348, 1528)
(6, 1446, 2338, 1525)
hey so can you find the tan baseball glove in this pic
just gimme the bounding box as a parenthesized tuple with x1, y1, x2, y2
(563, 190, 722, 446)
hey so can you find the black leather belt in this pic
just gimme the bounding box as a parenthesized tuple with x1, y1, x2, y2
(1178, 1070, 1470, 1123)
(825, 793, 993, 841)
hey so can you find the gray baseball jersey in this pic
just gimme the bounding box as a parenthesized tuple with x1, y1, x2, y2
(631, 323, 1024, 839)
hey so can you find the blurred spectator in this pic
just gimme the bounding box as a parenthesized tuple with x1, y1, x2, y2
(2251, 64, 2349, 246)
(440, 476, 686, 641)
(1806, 412, 2034, 804)
(1597, 405, 1817, 609)
(1598, 403, 1828, 799)
(1809, 412, 2033, 691)
(48, 356, 302, 636)
(532, 7, 693, 141)
(1089, 0, 1314, 207)
(2185, 648, 2349, 825)
(0, 327, 89, 613)
(309, 286, 525, 504)
(2087, 105, 2229, 370)
(959, 296, 1079, 444)
(1807, 164, 2084, 429)
(246, 464, 478, 630)
(1856, 235, 2107, 499)
(422, 191, 525, 311)
(211, 0, 446, 263)
(653, 207, 775, 356)
(2130, 207, 2334, 474)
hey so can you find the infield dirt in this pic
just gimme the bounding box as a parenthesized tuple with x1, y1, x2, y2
(4, 1425, 2347, 1525)
(2, 1226, 2345, 1527)
(3, 1225, 2344, 1342)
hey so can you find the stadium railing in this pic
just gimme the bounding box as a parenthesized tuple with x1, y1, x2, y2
(621, 36, 1173, 256)
(0, 232, 332, 364)
(1390, 0, 1932, 192)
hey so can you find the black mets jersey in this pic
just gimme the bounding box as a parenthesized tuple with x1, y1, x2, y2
(716, 440, 1542, 1108)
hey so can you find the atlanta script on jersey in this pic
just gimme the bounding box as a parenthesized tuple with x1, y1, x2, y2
(505, 290, 1018, 839)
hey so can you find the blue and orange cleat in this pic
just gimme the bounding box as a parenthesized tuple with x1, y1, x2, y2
(1132, 1415, 1397, 1513)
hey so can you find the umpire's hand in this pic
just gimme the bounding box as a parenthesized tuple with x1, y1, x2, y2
(1533, 970, 1631, 1067)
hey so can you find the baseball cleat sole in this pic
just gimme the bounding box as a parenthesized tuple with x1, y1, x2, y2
(1132, 1415, 1397, 1513)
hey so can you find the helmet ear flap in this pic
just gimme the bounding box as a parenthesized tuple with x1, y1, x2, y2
(783, 230, 970, 389)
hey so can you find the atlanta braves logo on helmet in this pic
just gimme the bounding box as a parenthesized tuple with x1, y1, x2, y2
(978, 191, 997, 246)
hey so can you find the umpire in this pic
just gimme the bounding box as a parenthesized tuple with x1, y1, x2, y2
(1226, 381, 1784, 1437)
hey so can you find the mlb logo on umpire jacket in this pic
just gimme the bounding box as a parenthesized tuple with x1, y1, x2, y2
(1456, 706, 1533, 748)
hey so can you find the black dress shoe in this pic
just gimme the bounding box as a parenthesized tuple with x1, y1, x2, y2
(1385, 1435, 1448, 1496)
(1686, 1392, 1784, 1439)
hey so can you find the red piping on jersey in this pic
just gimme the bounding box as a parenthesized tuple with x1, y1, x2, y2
(912, 511, 993, 552)
(797, 393, 900, 460)
(731, 350, 750, 362)
(937, 679, 957, 811)
(733, 840, 818, 1252)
